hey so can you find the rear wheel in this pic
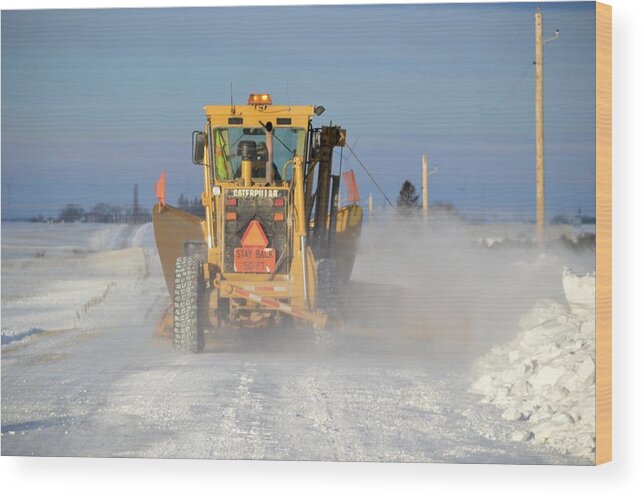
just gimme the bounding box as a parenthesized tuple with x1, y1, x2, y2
(315, 258, 337, 315)
(314, 259, 338, 350)
(173, 256, 204, 353)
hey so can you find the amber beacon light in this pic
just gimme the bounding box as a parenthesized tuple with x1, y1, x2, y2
(247, 93, 272, 105)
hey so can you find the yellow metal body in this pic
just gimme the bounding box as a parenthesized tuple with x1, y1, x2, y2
(154, 99, 362, 329)
(200, 104, 315, 327)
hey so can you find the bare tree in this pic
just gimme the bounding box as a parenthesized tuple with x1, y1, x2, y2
(58, 204, 85, 223)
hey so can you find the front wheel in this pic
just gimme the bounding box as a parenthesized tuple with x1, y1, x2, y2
(173, 256, 204, 353)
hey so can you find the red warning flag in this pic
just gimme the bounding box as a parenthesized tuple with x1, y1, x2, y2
(155, 169, 166, 208)
(342, 169, 359, 204)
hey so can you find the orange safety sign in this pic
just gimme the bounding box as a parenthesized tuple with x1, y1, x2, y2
(235, 220, 275, 272)
(233, 247, 276, 273)
(240, 219, 269, 248)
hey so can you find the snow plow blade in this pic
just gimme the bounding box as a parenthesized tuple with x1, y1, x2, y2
(334, 204, 363, 284)
(152, 203, 205, 298)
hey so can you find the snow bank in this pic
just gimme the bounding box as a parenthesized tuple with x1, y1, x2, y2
(88, 224, 129, 251)
(1, 327, 47, 345)
(1, 222, 134, 259)
(470, 268, 596, 460)
(2, 223, 151, 346)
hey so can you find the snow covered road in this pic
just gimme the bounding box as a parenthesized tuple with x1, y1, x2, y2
(1, 221, 592, 463)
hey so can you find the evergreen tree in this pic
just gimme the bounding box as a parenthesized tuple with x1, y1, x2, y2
(191, 196, 205, 217)
(396, 180, 419, 216)
(177, 193, 189, 211)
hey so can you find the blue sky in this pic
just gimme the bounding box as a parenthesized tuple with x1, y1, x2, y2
(1, 2, 596, 220)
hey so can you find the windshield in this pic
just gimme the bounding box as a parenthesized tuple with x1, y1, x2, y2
(212, 126, 305, 181)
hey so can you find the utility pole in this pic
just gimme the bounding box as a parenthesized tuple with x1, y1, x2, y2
(133, 183, 140, 224)
(535, 8, 545, 249)
(421, 152, 439, 225)
(368, 192, 373, 224)
(534, 8, 559, 249)
(422, 152, 429, 224)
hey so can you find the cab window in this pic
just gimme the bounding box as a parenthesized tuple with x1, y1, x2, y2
(213, 126, 304, 181)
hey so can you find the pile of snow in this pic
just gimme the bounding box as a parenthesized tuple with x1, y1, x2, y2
(470, 268, 596, 460)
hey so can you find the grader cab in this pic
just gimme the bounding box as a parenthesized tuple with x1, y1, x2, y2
(153, 93, 362, 352)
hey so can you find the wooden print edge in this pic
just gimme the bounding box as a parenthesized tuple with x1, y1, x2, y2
(595, 0, 612, 465)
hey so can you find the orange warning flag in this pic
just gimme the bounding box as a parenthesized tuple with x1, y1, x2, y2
(342, 169, 359, 204)
(155, 169, 166, 207)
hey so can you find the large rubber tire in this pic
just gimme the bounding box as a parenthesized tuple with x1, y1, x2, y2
(173, 256, 204, 353)
(314, 259, 338, 351)
(315, 258, 338, 314)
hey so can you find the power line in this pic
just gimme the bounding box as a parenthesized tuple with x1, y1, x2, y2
(477, 63, 533, 128)
(345, 143, 395, 208)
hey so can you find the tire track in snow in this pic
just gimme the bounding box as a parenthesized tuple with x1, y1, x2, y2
(265, 363, 367, 462)
(301, 374, 349, 461)
(214, 363, 269, 459)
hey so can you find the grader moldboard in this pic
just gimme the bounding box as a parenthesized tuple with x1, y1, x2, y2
(153, 93, 363, 352)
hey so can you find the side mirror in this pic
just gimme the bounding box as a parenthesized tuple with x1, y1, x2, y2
(192, 131, 206, 165)
(311, 130, 321, 159)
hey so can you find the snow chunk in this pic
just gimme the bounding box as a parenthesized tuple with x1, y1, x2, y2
(470, 267, 596, 461)
(576, 357, 595, 386)
(501, 406, 523, 421)
(530, 366, 565, 389)
(518, 300, 568, 330)
(511, 430, 533, 442)
(470, 374, 495, 396)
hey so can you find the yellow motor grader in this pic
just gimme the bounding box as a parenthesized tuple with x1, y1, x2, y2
(153, 93, 362, 352)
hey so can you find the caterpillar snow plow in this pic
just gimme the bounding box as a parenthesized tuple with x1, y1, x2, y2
(153, 93, 362, 352)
